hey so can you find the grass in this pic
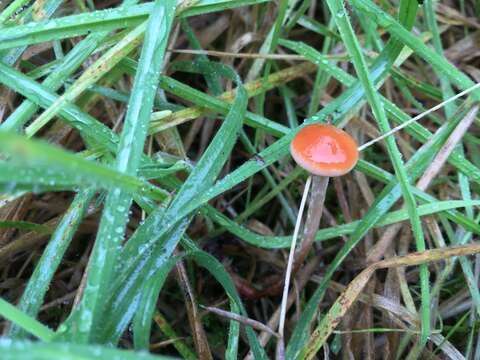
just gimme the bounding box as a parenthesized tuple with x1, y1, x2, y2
(0, 0, 480, 359)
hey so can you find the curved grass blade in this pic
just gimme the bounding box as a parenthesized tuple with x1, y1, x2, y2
(0, 299, 54, 342)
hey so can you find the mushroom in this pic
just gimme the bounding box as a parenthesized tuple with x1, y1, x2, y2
(277, 124, 359, 353)
(290, 124, 358, 177)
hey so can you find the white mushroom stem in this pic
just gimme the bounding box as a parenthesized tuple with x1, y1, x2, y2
(278, 175, 312, 340)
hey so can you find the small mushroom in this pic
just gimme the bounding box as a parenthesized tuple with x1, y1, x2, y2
(277, 124, 359, 354)
(290, 124, 358, 177)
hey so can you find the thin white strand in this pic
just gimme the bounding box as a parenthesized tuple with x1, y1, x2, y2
(278, 175, 312, 338)
(358, 82, 480, 151)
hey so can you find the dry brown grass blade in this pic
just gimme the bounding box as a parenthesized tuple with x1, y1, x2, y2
(175, 258, 213, 360)
(415, 104, 479, 188)
(202, 305, 279, 337)
(302, 243, 480, 359)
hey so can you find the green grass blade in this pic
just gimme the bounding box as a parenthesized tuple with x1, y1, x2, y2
(0, 299, 54, 342)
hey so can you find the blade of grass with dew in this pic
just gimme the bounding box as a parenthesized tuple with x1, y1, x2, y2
(0, 0, 63, 65)
(0, 298, 54, 342)
(99, 217, 192, 344)
(25, 20, 146, 137)
(8, 188, 95, 339)
(1, 0, 141, 133)
(325, 0, 430, 349)
(0, 339, 178, 360)
(0, 0, 269, 51)
(132, 258, 179, 351)
(62, 0, 177, 343)
(109, 62, 247, 290)
(0, 133, 168, 201)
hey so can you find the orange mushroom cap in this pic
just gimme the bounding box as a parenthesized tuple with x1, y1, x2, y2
(290, 124, 359, 177)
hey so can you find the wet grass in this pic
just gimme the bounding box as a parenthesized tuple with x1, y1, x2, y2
(0, 0, 480, 359)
